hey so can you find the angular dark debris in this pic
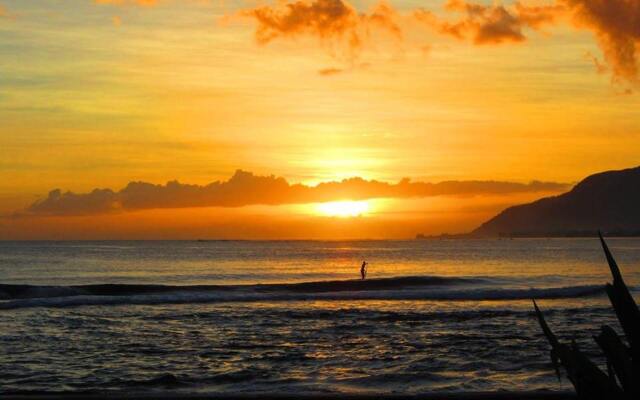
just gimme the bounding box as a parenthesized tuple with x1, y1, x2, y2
(533, 232, 639, 399)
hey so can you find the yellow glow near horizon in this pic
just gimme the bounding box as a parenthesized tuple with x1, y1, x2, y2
(2, 1, 640, 241)
(316, 201, 370, 218)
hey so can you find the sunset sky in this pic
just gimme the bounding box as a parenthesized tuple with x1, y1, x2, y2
(1, 0, 639, 239)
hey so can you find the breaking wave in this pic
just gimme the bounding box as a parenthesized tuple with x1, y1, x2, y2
(0, 276, 606, 310)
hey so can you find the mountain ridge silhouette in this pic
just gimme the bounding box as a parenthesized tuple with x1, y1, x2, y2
(471, 166, 640, 237)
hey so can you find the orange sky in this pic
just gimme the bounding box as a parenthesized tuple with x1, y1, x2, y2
(1, 0, 639, 239)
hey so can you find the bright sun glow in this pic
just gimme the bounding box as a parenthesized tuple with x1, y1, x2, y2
(316, 200, 370, 218)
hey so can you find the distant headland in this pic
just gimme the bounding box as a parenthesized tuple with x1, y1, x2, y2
(417, 166, 640, 239)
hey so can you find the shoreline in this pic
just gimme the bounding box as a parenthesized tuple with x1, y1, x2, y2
(2, 236, 640, 243)
(1, 391, 577, 400)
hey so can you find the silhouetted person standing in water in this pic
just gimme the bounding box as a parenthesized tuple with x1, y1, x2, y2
(360, 261, 368, 280)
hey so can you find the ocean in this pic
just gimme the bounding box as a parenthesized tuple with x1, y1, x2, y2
(1, 238, 639, 395)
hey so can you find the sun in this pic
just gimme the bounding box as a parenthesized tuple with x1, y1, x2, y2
(316, 200, 370, 218)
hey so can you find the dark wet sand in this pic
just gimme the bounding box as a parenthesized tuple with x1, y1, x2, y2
(2, 391, 576, 400)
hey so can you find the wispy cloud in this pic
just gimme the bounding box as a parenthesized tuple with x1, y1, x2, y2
(424, 0, 640, 85)
(584, 50, 607, 74)
(561, 0, 640, 85)
(318, 67, 343, 75)
(235, 0, 640, 86)
(238, 0, 401, 61)
(85, 0, 640, 85)
(415, 0, 561, 45)
(19, 170, 570, 216)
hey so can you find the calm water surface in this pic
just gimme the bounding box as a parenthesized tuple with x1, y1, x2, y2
(1, 238, 639, 394)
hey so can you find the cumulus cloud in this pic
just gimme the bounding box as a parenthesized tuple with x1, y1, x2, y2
(239, 0, 401, 60)
(415, 0, 561, 45)
(21, 170, 570, 216)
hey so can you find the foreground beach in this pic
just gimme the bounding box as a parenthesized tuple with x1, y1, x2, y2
(3, 391, 577, 400)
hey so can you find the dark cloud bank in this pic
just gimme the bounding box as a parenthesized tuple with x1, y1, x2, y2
(22, 170, 569, 216)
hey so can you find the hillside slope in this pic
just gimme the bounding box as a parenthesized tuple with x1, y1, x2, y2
(472, 166, 640, 237)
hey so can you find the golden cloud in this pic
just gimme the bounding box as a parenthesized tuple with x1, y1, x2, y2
(88, 0, 640, 85)
(561, 0, 640, 84)
(239, 0, 401, 60)
(415, 0, 561, 45)
(20, 170, 570, 216)
(318, 67, 343, 75)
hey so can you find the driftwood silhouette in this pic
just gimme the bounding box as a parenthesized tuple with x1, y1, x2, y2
(533, 232, 639, 399)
